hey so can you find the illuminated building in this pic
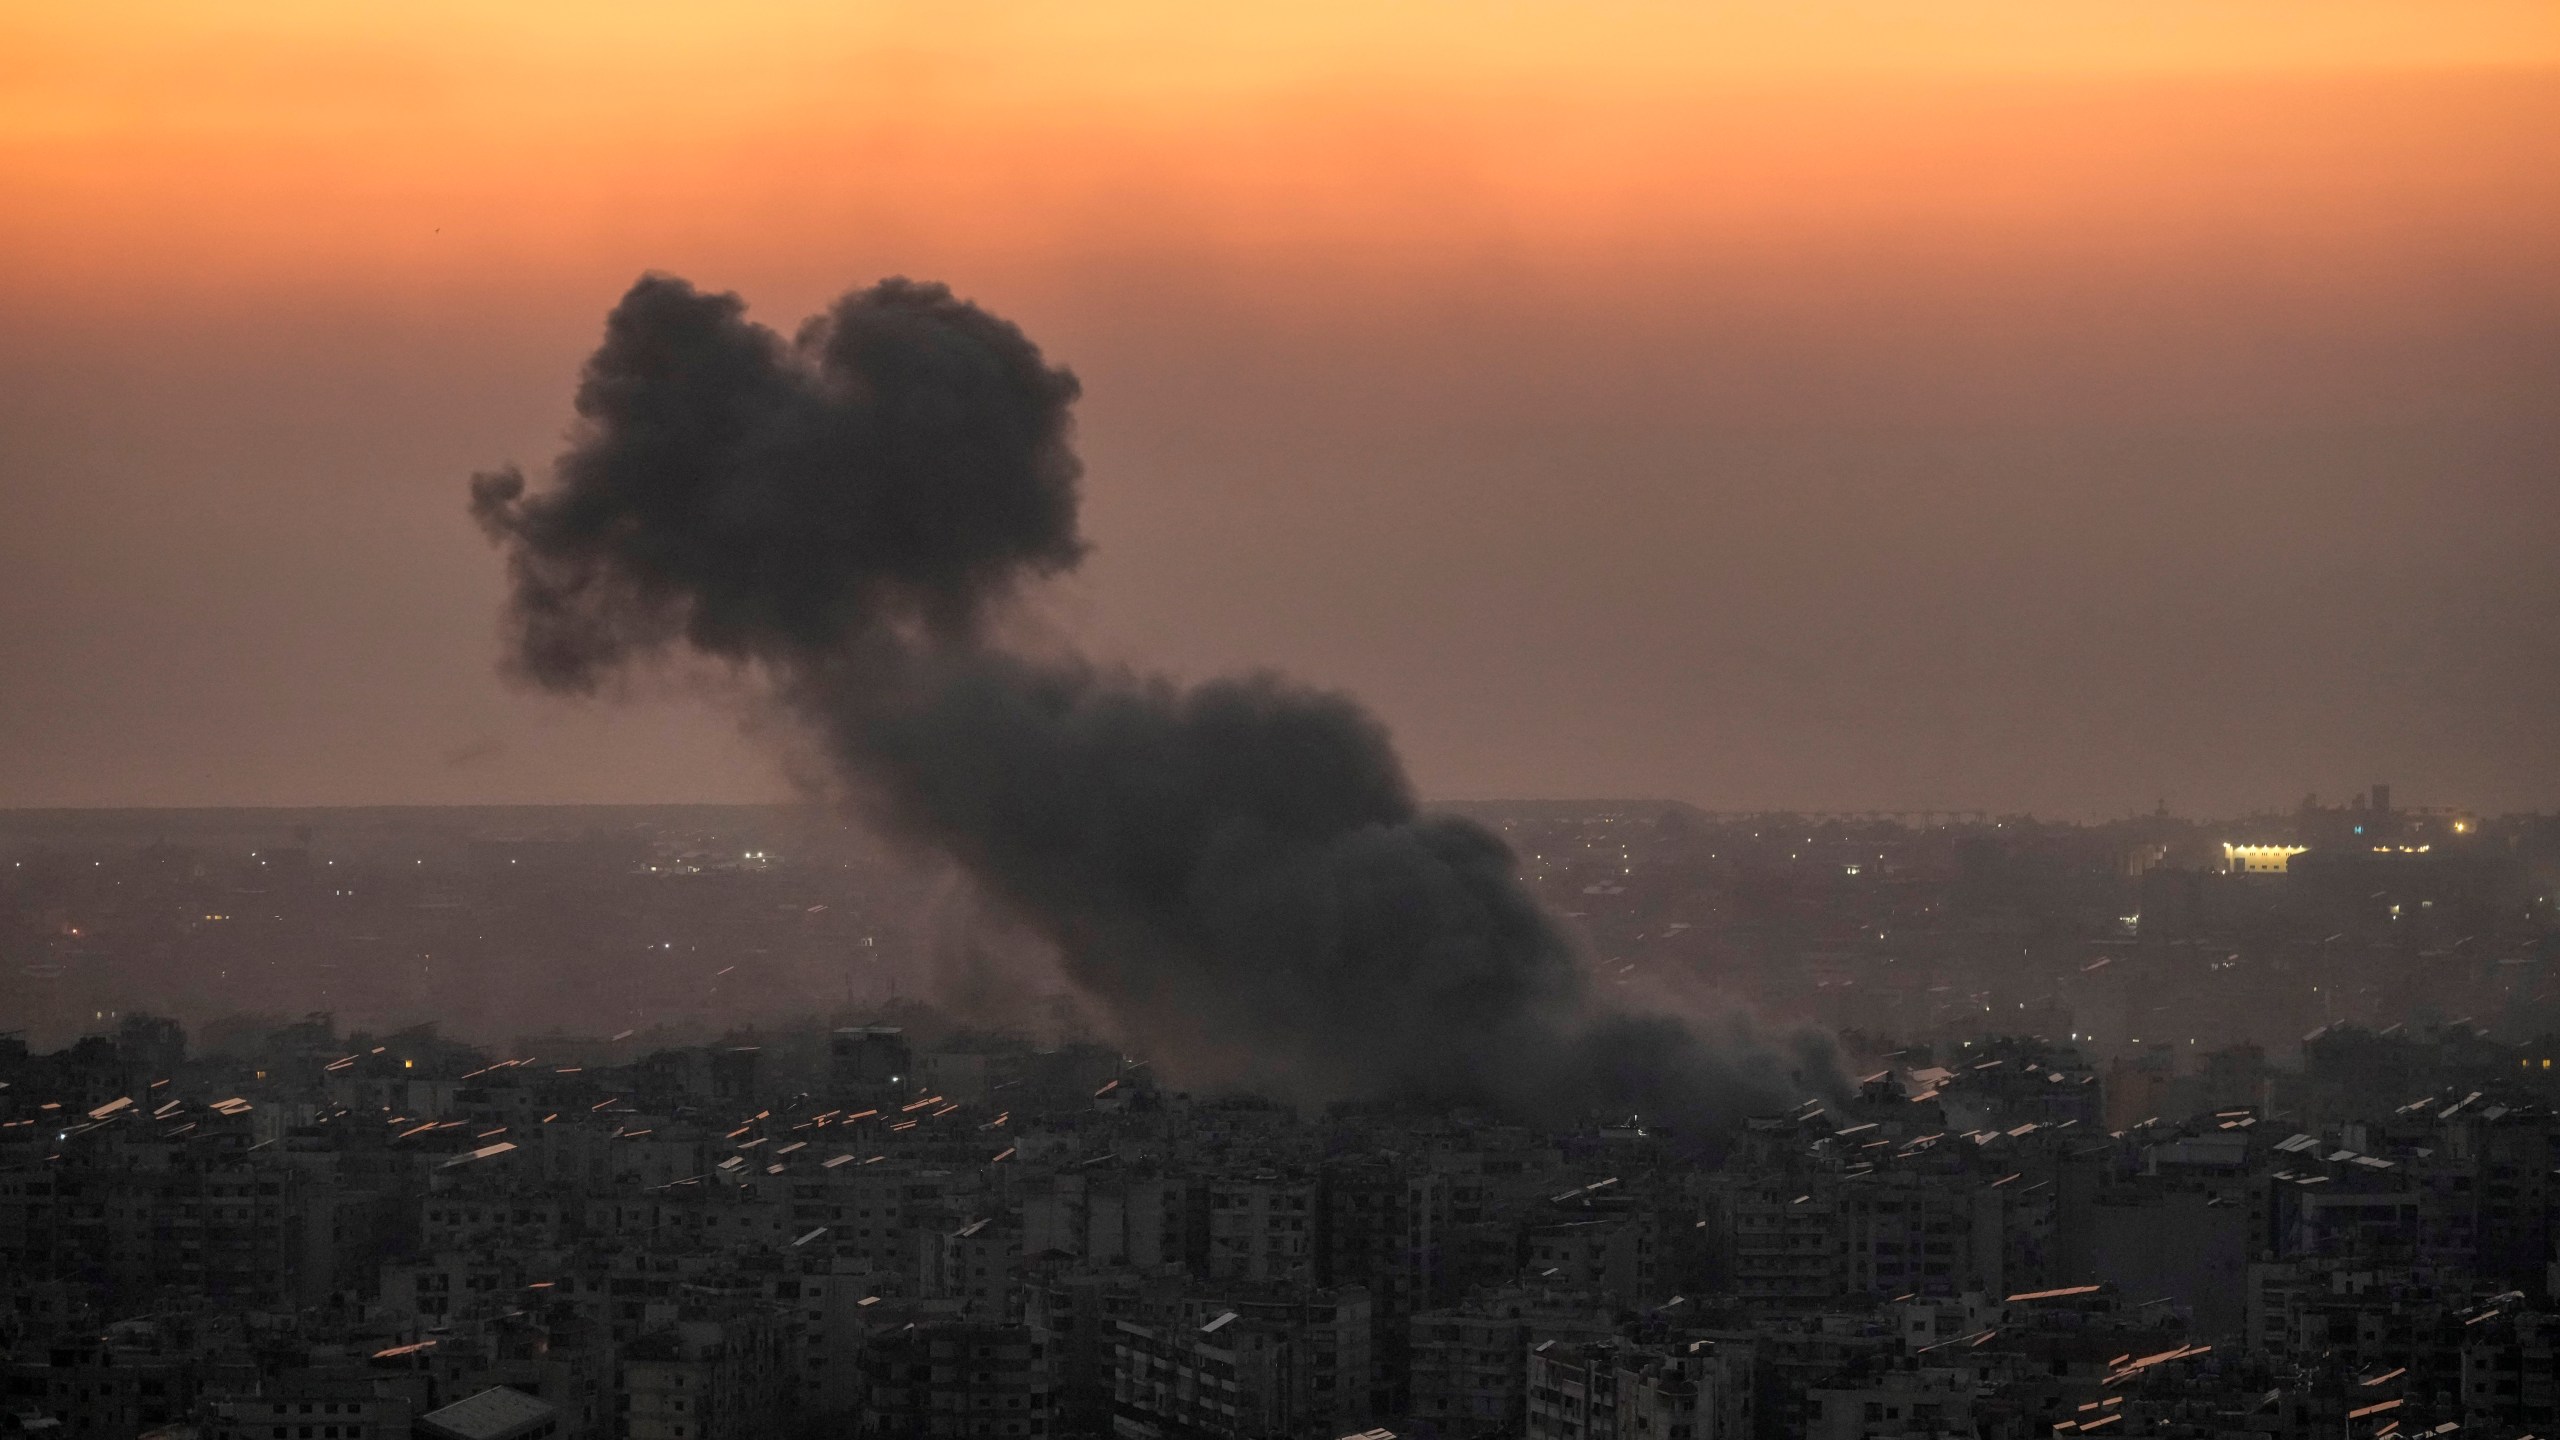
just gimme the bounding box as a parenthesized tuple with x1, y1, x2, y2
(2221, 843, 2309, 875)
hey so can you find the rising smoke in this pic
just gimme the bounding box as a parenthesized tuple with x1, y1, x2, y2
(472, 273, 1833, 1134)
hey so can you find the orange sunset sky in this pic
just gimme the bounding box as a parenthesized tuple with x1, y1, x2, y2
(3, 2, 2556, 815)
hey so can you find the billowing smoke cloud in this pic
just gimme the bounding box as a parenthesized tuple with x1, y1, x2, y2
(473, 273, 1832, 1134)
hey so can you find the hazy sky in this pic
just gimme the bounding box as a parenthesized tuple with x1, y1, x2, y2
(3, 2, 2556, 817)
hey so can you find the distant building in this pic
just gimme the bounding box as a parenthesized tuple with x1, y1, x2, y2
(2221, 843, 2308, 875)
(859, 1322, 1053, 1439)
(621, 1315, 792, 1440)
(1525, 1337, 1754, 1440)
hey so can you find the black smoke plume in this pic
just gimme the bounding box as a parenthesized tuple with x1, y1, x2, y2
(473, 273, 1832, 1133)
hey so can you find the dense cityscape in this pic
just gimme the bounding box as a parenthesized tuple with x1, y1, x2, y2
(5, 793, 2558, 1439)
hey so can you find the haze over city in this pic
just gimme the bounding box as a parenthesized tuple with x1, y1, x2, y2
(5, 2, 2557, 817)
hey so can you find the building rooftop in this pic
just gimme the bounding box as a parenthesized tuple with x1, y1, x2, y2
(417, 1386, 557, 1440)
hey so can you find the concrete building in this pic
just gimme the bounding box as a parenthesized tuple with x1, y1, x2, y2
(1407, 1290, 1613, 1437)
(858, 1323, 1053, 1439)
(620, 1314, 791, 1440)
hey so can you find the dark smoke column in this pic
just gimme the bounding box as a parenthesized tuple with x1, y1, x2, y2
(472, 272, 1828, 1134)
